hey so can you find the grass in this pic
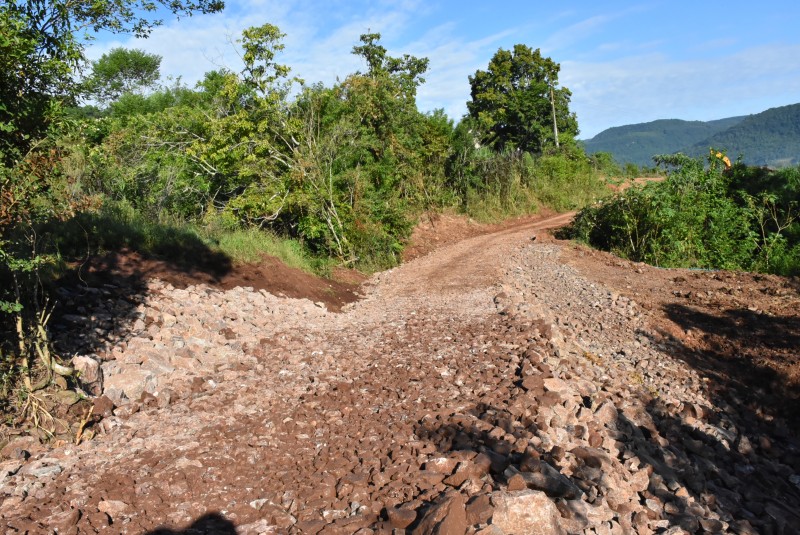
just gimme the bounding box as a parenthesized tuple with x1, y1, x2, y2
(47, 199, 332, 278)
(464, 188, 540, 223)
(528, 153, 615, 212)
(462, 153, 614, 223)
(201, 227, 331, 276)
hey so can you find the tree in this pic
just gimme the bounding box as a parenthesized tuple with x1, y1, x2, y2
(467, 44, 578, 153)
(83, 47, 162, 105)
(346, 33, 429, 179)
(239, 23, 293, 99)
(352, 32, 429, 97)
(0, 0, 224, 162)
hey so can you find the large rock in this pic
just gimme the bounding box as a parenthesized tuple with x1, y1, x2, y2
(102, 366, 157, 405)
(490, 490, 564, 535)
(505, 463, 582, 499)
(72, 355, 103, 395)
(413, 492, 467, 535)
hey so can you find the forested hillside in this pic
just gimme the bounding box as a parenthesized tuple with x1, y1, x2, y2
(582, 117, 744, 166)
(584, 103, 800, 167)
(686, 103, 800, 166)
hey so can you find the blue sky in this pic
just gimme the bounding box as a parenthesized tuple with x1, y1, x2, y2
(87, 0, 800, 138)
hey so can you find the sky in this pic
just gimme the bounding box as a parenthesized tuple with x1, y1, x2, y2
(87, 0, 800, 138)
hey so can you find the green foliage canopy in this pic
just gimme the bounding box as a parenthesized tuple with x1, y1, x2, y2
(567, 153, 800, 275)
(0, 0, 224, 163)
(467, 45, 578, 153)
(0, 0, 225, 403)
(83, 47, 162, 104)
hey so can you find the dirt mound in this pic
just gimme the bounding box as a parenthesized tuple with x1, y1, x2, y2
(402, 210, 562, 263)
(61, 247, 364, 312)
(562, 244, 800, 425)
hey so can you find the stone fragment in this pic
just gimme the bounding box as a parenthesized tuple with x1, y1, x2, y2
(412, 492, 467, 535)
(474, 526, 504, 535)
(505, 463, 581, 499)
(43, 509, 81, 531)
(0, 436, 38, 460)
(97, 500, 129, 520)
(425, 457, 458, 475)
(543, 377, 569, 392)
(490, 490, 564, 535)
(465, 495, 493, 525)
(102, 366, 157, 405)
(594, 401, 618, 426)
(386, 506, 417, 529)
(555, 499, 590, 532)
(19, 459, 62, 479)
(72, 355, 103, 395)
(699, 518, 724, 533)
(238, 519, 278, 535)
(92, 395, 115, 418)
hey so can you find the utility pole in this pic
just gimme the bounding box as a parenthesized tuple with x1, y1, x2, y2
(549, 80, 560, 149)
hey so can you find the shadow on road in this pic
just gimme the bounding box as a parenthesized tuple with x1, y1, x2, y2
(655, 303, 800, 428)
(145, 512, 237, 535)
(412, 353, 800, 534)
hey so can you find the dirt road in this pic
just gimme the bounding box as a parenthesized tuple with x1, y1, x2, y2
(1, 213, 799, 534)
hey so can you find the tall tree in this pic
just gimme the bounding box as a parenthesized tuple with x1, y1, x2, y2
(467, 44, 578, 153)
(83, 47, 162, 105)
(0, 0, 224, 163)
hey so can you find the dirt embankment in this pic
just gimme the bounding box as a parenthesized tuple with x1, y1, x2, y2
(1, 212, 799, 534)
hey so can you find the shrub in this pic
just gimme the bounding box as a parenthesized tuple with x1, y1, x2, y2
(566, 153, 800, 274)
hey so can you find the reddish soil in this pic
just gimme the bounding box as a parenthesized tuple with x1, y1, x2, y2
(402, 209, 562, 262)
(64, 247, 364, 312)
(62, 208, 562, 314)
(61, 211, 800, 427)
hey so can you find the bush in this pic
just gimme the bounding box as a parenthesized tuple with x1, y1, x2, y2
(566, 153, 800, 274)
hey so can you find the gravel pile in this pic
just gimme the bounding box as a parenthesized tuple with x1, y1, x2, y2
(1, 234, 799, 534)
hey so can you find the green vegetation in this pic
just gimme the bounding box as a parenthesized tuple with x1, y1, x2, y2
(1, 2, 615, 426)
(82, 47, 162, 105)
(467, 45, 578, 153)
(565, 153, 800, 275)
(1, 0, 226, 424)
(47, 199, 323, 273)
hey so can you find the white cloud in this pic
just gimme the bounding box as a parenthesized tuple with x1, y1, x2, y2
(564, 43, 800, 138)
(86, 0, 429, 89)
(83, 3, 800, 139)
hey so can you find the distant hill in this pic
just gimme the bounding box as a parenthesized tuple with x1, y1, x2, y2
(582, 103, 800, 168)
(685, 103, 800, 167)
(581, 117, 744, 167)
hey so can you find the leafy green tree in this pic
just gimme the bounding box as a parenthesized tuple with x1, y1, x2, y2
(83, 47, 162, 105)
(467, 44, 578, 153)
(1, 0, 224, 162)
(352, 33, 429, 97)
(567, 153, 764, 271)
(87, 25, 300, 225)
(273, 33, 440, 268)
(239, 23, 293, 98)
